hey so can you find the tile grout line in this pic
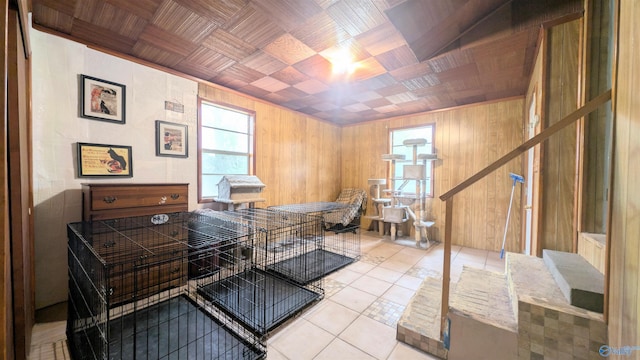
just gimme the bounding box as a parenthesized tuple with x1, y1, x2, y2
(30, 233, 502, 360)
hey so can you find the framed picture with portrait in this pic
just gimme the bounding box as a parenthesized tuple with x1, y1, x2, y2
(156, 120, 188, 158)
(77, 142, 133, 177)
(80, 75, 126, 124)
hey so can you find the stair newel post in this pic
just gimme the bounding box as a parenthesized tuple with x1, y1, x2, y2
(441, 197, 453, 337)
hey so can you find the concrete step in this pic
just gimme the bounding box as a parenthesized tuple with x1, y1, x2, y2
(448, 266, 518, 360)
(542, 249, 604, 313)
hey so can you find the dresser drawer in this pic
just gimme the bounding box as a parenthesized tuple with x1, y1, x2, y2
(82, 183, 189, 221)
(107, 258, 187, 305)
(89, 185, 187, 210)
(136, 258, 187, 294)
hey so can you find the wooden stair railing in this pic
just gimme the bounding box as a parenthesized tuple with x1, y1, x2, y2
(437, 89, 612, 337)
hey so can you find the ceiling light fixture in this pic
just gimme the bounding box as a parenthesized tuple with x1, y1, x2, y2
(329, 48, 358, 76)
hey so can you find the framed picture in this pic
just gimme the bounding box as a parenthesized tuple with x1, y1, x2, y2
(80, 75, 126, 124)
(77, 142, 133, 177)
(156, 120, 188, 158)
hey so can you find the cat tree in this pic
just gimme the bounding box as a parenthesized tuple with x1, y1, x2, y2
(370, 139, 436, 246)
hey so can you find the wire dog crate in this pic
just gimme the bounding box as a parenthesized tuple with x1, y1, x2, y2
(194, 208, 324, 336)
(67, 212, 266, 360)
(269, 202, 361, 276)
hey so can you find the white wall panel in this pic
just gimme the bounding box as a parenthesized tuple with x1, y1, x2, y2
(31, 28, 198, 308)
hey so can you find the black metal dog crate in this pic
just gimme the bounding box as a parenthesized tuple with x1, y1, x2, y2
(67, 212, 266, 360)
(194, 208, 324, 335)
(269, 202, 361, 276)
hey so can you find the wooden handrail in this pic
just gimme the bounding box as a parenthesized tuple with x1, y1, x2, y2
(440, 89, 612, 201)
(439, 89, 612, 337)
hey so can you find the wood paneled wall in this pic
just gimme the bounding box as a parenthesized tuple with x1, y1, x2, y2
(7, 7, 33, 359)
(540, 20, 580, 253)
(1, 0, 11, 357)
(581, 0, 612, 234)
(2, 3, 34, 358)
(198, 83, 343, 207)
(609, 0, 639, 349)
(341, 98, 524, 252)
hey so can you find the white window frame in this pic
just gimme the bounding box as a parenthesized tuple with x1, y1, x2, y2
(389, 124, 435, 198)
(198, 99, 255, 202)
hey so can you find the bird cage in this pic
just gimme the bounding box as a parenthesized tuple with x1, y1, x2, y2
(217, 175, 265, 202)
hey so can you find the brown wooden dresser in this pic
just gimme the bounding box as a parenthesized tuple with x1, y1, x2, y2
(78, 183, 190, 304)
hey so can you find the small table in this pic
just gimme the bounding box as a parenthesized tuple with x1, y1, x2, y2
(216, 198, 265, 211)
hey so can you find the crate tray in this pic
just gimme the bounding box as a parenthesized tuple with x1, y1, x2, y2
(198, 268, 321, 335)
(69, 295, 265, 360)
(266, 249, 354, 284)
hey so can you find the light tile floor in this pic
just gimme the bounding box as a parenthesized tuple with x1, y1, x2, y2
(29, 231, 504, 360)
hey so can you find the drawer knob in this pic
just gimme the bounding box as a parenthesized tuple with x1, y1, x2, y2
(103, 196, 117, 204)
(171, 268, 180, 274)
(171, 193, 180, 200)
(103, 240, 116, 248)
(170, 230, 179, 237)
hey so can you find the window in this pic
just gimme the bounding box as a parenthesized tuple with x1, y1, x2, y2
(389, 125, 435, 197)
(199, 100, 255, 201)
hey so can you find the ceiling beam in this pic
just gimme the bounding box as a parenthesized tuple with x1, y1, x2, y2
(426, 0, 514, 60)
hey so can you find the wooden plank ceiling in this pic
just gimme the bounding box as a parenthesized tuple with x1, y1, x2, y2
(31, 0, 583, 125)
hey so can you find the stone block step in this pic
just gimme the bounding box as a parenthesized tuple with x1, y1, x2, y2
(447, 267, 518, 359)
(450, 266, 517, 333)
(542, 249, 604, 313)
(506, 252, 568, 315)
(505, 252, 606, 359)
(397, 276, 448, 359)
